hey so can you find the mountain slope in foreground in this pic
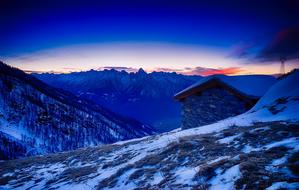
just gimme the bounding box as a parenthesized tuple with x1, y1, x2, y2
(0, 62, 154, 160)
(0, 70, 299, 189)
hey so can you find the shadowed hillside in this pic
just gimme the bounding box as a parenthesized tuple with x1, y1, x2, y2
(0, 62, 155, 160)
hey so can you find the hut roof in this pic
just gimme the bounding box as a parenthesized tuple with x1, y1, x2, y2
(174, 75, 276, 101)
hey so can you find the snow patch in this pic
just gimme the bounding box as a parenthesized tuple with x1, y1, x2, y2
(150, 172, 164, 185)
(217, 134, 241, 144)
(209, 164, 241, 190)
(264, 137, 299, 150)
(241, 144, 261, 153)
(266, 182, 299, 190)
(207, 156, 231, 165)
(173, 166, 198, 185)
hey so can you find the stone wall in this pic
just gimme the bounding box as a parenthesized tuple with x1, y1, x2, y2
(181, 88, 248, 129)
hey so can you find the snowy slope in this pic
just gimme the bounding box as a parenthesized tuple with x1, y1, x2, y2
(0, 122, 297, 189)
(175, 74, 276, 98)
(214, 69, 299, 126)
(0, 62, 155, 160)
(251, 70, 299, 119)
(0, 70, 298, 189)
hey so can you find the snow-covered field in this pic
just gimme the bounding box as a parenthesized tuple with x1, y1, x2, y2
(0, 71, 298, 189)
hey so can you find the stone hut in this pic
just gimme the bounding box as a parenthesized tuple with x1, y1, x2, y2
(174, 75, 276, 129)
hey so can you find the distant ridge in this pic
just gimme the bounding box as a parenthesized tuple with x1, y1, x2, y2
(33, 69, 202, 131)
(0, 61, 155, 160)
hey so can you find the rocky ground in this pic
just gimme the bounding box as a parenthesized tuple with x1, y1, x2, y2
(0, 121, 298, 190)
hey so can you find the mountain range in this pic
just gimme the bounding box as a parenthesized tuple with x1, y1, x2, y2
(0, 62, 155, 159)
(33, 69, 201, 131)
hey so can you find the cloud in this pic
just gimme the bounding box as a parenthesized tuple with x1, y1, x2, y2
(228, 28, 299, 67)
(98, 66, 138, 73)
(153, 67, 184, 73)
(23, 70, 46, 74)
(228, 42, 257, 59)
(150, 66, 243, 76)
(182, 66, 244, 76)
(258, 27, 299, 62)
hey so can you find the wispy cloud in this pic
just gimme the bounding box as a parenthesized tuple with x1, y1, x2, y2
(228, 42, 257, 59)
(258, 27, 299, 62)
(145, 66, 244, 76)
(182, 66, 244, 76)
(153, 67, 184, 73)
(98, 66, 138, 73)
(229, 27, 299, 66)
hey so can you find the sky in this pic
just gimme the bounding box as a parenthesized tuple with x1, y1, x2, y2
(1, 0, 299, 75)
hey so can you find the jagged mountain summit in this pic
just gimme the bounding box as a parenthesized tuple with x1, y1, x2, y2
(33, 69, 201, 131)
(1, 71, 298, 189)
(0, 62, 155, 160)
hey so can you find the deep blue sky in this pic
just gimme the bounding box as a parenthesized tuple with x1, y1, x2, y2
(1, 0, 299, 74)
